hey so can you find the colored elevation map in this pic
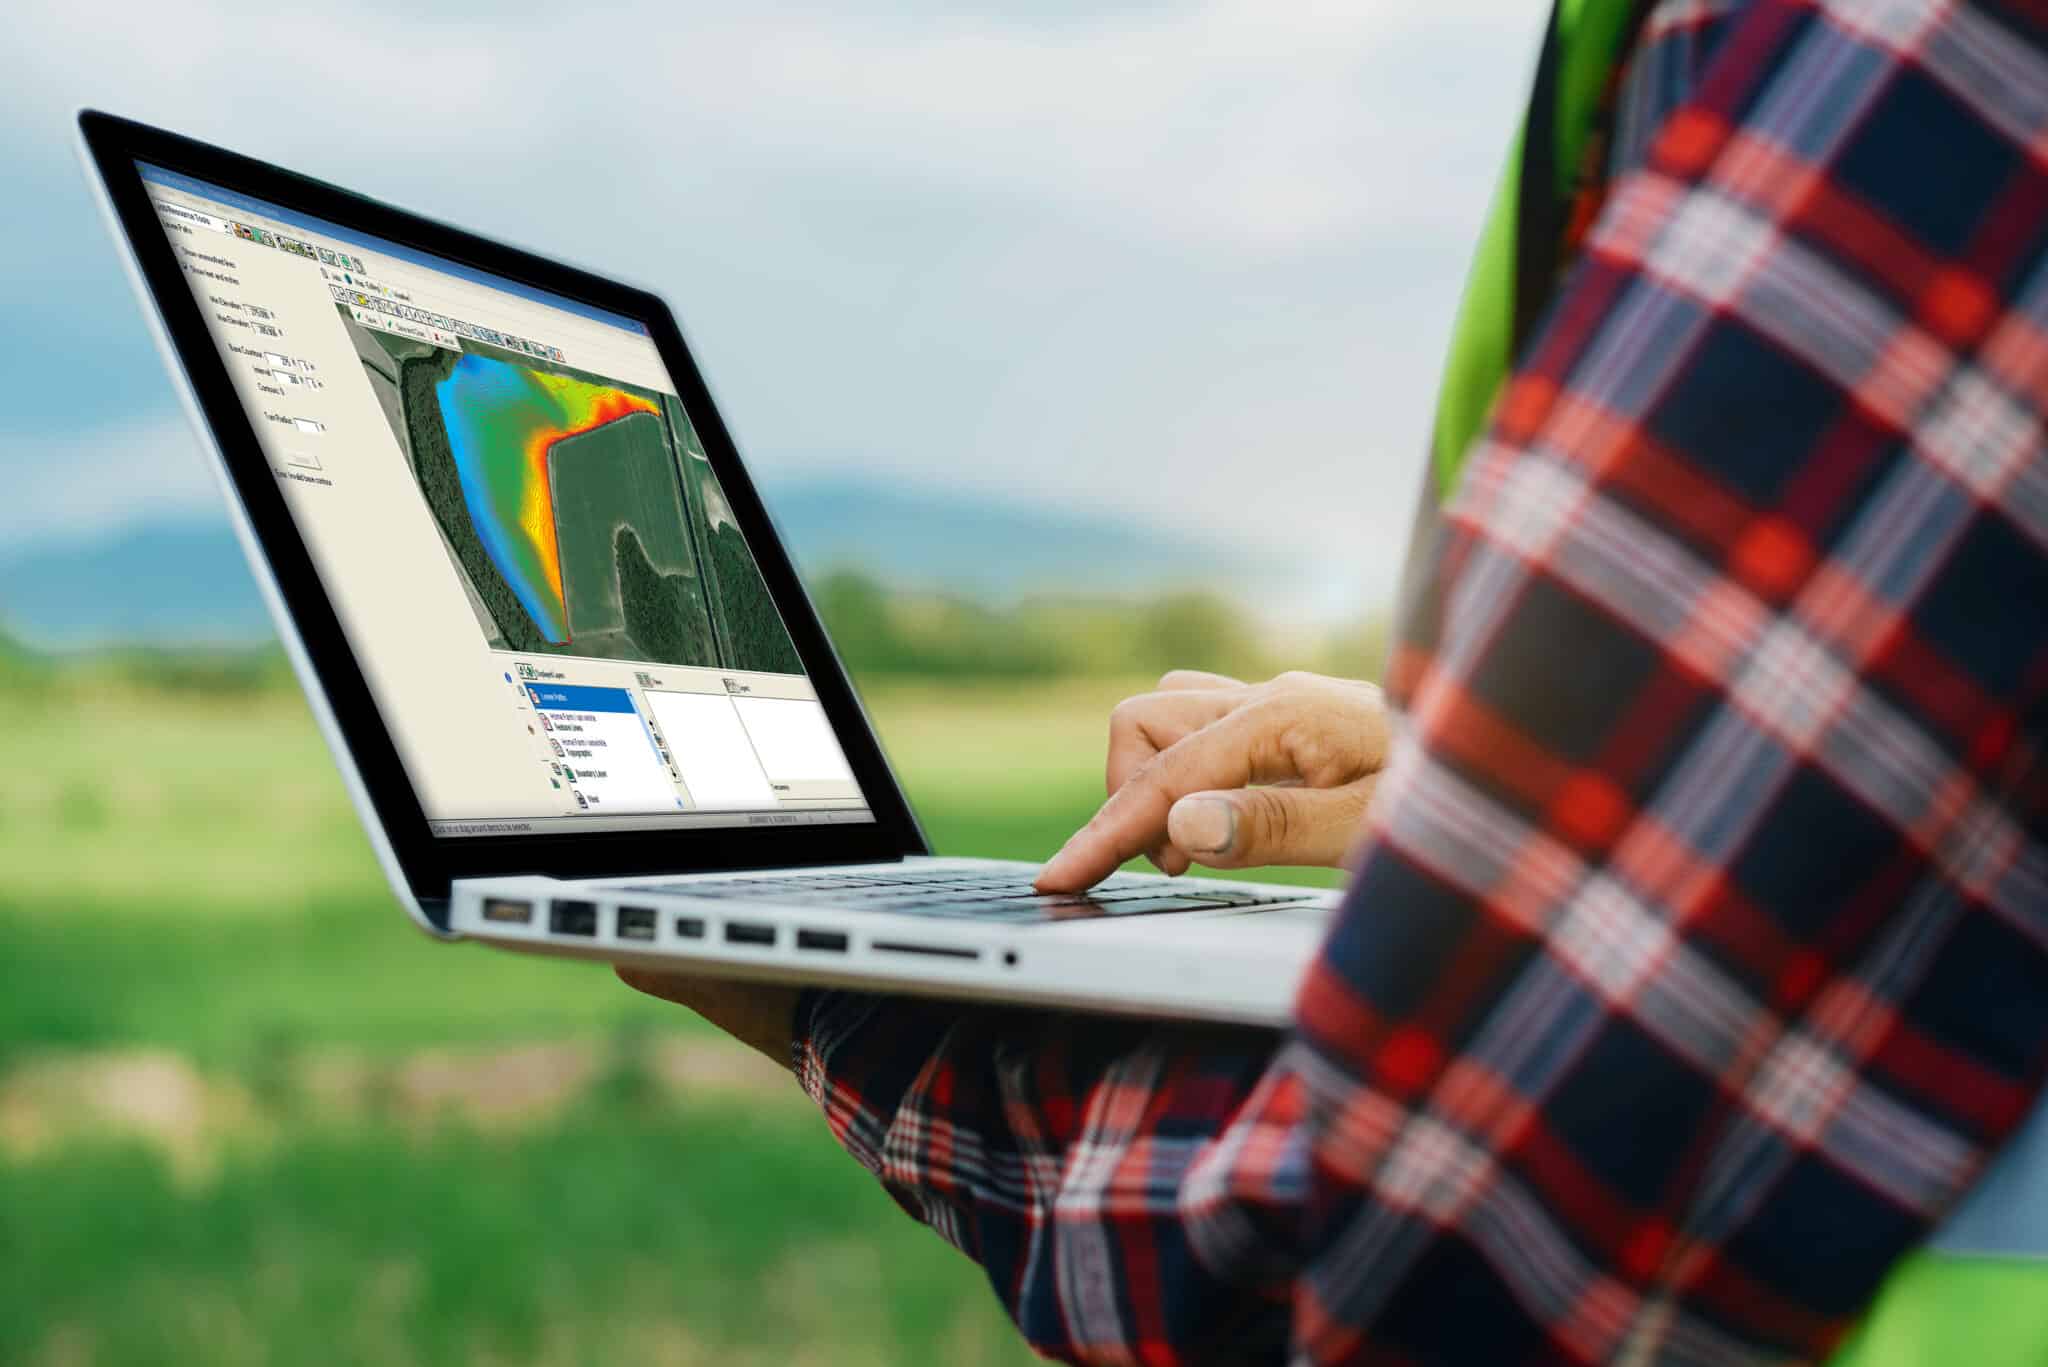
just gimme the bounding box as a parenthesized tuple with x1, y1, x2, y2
(349, 309, 803, 674)
(436, 355, 658, 644)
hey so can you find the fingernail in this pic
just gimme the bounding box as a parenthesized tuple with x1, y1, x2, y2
(1170, 796, 1236, 854)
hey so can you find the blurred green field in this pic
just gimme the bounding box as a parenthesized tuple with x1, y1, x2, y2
(0, 1094, 1033, 1367)
(0, 672, 1337, 1365)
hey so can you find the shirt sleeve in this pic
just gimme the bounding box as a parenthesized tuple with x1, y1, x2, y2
(794, 2, 2048, 1362)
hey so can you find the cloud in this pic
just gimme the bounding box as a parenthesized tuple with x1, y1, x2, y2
(12, 0, 1537, 253)
(5, 0, 1544, 611)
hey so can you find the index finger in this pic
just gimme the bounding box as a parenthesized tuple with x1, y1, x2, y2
(1037, 704, 1291, 892)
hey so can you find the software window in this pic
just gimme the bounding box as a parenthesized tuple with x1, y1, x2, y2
(143, 164, 875, 837)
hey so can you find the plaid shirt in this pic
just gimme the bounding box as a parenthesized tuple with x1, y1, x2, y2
(794, 1, 2048, 1361)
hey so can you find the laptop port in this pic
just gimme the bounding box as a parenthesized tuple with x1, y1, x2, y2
(616, 906, 657, 942)
(796, 929, 848, 953)
(549, 900, 598, 937)
(724, 921, 776, 947)
(481, 897, 533, 925)
(674, 915, 706, 940)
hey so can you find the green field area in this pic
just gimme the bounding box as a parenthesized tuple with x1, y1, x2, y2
(0, 669, 1336, 1365)
(0, 1094, 1033, 1367)
(548, 411, 716, 662)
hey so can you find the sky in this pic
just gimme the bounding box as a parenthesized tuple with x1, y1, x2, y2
(2, 0, 1545, 620)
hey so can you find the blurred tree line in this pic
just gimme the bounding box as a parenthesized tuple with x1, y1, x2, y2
(0, 629, 293, 696)
(810, 571, 1386, 683)
(0, 571, 1387, 693)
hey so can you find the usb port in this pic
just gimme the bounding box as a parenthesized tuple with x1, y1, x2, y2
(549, 900, 598, 937)
(674, 916, 706, 940)
(724, 921, 775, 947)
(481, 898, 533, 925)
(796, 929, 848, 953)
(617, 906, 657, 942)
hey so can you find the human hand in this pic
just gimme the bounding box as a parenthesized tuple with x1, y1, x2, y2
(1035, 669, 1390, 893)
(615, 970, 801, 1072)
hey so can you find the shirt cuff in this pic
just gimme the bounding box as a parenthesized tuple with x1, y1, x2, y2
(790, 985, 834, 1106)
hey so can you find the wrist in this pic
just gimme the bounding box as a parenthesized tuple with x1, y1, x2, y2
(616, 969, 801, 1072)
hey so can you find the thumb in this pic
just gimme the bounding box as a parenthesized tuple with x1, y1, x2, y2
(1166, 779, 1376, 870)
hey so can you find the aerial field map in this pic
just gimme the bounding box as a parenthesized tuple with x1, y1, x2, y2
(436, 356, 661, 645)
(345, 312, 800, 674)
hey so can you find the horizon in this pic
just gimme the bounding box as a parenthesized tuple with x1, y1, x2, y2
(0, 474, 1381, 655)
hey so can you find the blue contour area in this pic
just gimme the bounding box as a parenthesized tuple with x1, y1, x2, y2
(436, 354, 569, 644)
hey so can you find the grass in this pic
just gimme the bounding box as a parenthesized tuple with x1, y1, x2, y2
(0, 673, 1336, 1363)
(1, 688, 373, 911)
(0, 897, 687, 1065)
(0, 1094, 1034, 1367)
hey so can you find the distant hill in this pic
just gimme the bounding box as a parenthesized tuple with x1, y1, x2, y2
(761, 477, 1304, 600)
(0, 480, 1308, 650)
(0, 521, 271, 649)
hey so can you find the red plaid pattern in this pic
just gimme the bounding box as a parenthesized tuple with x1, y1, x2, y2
(795, 1, 2048, 1360)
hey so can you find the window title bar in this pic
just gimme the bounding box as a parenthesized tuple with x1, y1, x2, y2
(137, 163, 651, 336)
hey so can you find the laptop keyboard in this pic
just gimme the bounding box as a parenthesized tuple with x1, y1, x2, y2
(618, 868, 1311, 923)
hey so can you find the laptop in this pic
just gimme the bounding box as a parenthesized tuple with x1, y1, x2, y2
(77, 111, 1338, 1027)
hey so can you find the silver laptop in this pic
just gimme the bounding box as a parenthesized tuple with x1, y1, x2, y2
(78, 111, 1337, 1026)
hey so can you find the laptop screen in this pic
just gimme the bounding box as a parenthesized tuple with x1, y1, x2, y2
(138, 163, 876, 839)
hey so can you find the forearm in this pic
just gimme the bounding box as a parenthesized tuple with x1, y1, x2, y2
(796, 988, 1298, 1364)
(614, 968, 1301, 1364)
